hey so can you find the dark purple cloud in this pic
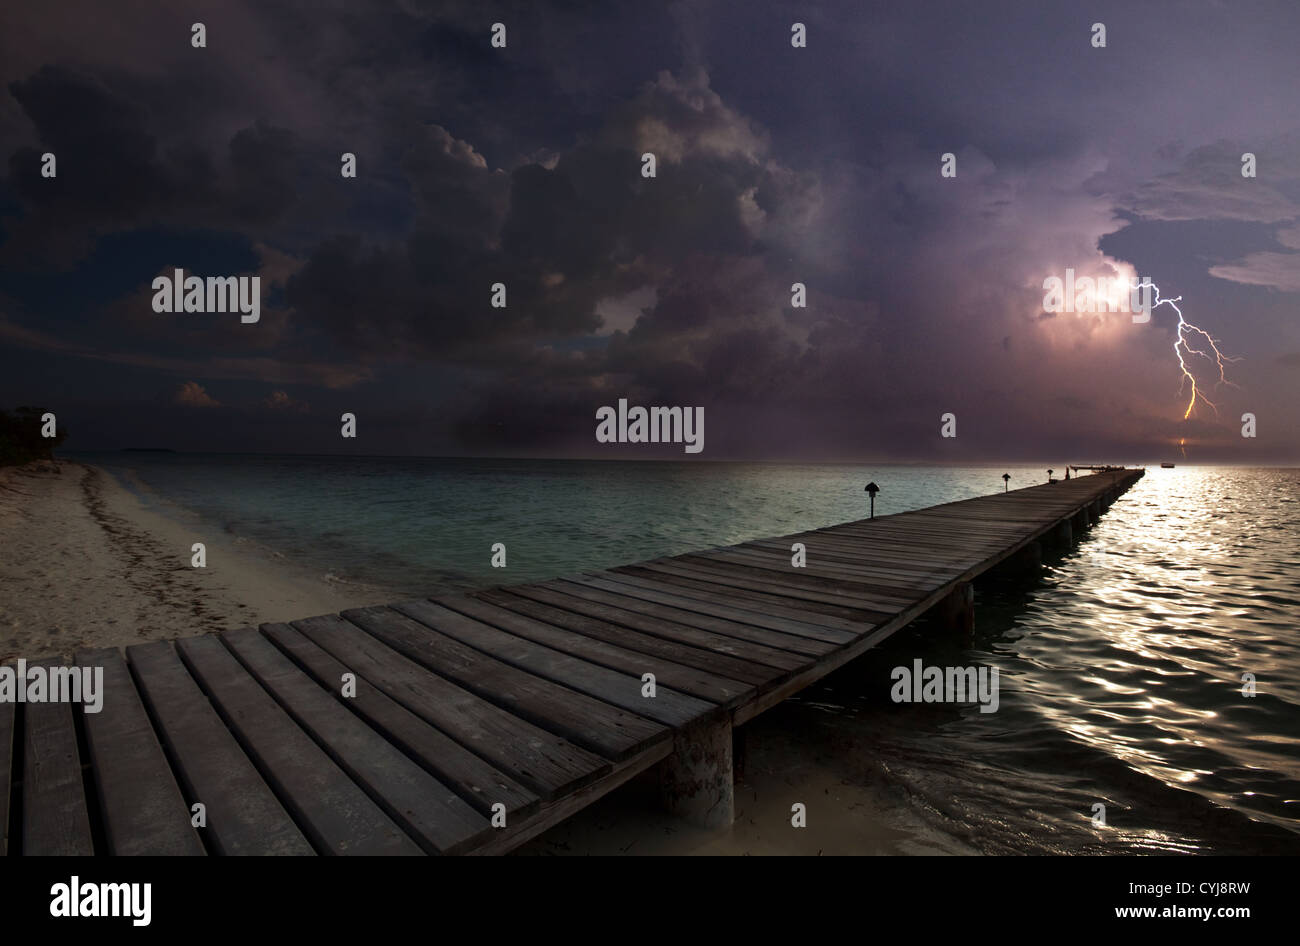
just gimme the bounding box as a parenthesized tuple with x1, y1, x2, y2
(1, 0, 1297, 462)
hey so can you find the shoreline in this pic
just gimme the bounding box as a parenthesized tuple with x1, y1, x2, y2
(0, 458, 971, 855)
(0, 460, 395, 661)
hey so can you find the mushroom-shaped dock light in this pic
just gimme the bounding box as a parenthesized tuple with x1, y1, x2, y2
(864, 481, 880, 519)
(1002, 473, 1010, 492)
(1047, 468, 1054, 484)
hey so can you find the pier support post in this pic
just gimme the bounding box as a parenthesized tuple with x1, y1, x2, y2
(658, 717, 734, 829)
(1051, 518, 1073, 546)
(938, 581, 975, 634)
(1073, 509, 1089, 533)
(1089, 500, 1101, 523)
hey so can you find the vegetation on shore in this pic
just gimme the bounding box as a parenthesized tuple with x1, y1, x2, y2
(0, 406, 65, 467)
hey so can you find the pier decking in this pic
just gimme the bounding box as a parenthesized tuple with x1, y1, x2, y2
(1, 469, 1143, 855)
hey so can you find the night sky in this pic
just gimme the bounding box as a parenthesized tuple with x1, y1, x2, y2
(1, 1, 1297, 462)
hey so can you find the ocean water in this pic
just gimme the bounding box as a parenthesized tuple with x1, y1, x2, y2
(85, 453, 1056, 594)
(81, 454, 1300, 854)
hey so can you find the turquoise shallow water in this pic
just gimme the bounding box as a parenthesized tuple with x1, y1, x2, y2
(80, 454, 1300, 853)
(84, 454, 1058, 594)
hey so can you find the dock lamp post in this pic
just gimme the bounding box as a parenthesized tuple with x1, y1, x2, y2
(1002, 473, 1010, 492)
(865, 482, 879, 519)
(1047, 468, 1054, 484)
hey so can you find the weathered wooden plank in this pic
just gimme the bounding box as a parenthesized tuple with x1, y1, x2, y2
(597, 569, 866, 633)
(819, 515, 1019, 535)
(22, 657, 93, 855)
(293, 613, 609, 799)
(813, 530, 1010, 554)
(753, 530, 976, 557)
(902, 505, 1075, 522)
(836, 512, 1063, 534)
(780, 548, 982, 575)
(849, 520, 1031, 537)
(503, 584, 810, 671)
(841, 526, 1028, 549)
(677, 552, 918, 609)
(175, 633, 421, 855)
(757, 535, 971, 573)
(343, 605, 670, 761)
(652, 556, 908, 615)
(729, 540, 954, 578)
(539, 579, 837, 658)
(839, 518, 1023, 537)
(475, 589, 782, 686)
(617, 563, 886, 625)
(394, 599, 717, 728)
(848, 509, 1039, 527)
(831, 526, 1015, 543)
(693, 549, 923, 604)
(784, 548, 978, 573)
(0, 700, 13, 856)
(562, 574, 857, 645)
(719, 548, 949, 593)
(127, 640, 313, 856)
(440, 596, 752, 707)
(801, 542, 997, 573)
(222, 627, 489, 855)
(76, 647, 205, 855)
(792, 540, 982, 571)
(262, 622, 538, 819)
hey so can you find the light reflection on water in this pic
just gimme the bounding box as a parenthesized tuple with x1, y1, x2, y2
(787, 466, 1300, 853)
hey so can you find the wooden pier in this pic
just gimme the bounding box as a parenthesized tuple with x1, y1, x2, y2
(1, 469, 1143, 855)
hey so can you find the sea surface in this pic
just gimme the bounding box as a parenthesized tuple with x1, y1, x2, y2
(80, 453, 1300, 854)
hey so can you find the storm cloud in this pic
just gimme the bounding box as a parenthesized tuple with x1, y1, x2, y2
(1, 0, 1297, 462)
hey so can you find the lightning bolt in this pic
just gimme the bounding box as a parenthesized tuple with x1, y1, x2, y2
(1145, 282, 1239, 422)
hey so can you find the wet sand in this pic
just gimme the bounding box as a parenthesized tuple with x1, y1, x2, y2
(517, 698, 978, 855)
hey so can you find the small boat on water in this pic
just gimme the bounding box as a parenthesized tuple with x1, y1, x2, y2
(1161, 462, 1175, 468)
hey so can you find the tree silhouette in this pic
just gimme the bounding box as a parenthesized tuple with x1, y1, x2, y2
(0, 406, 66, 467)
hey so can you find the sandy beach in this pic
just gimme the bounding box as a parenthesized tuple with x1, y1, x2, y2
(0, 460, 392, 661)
